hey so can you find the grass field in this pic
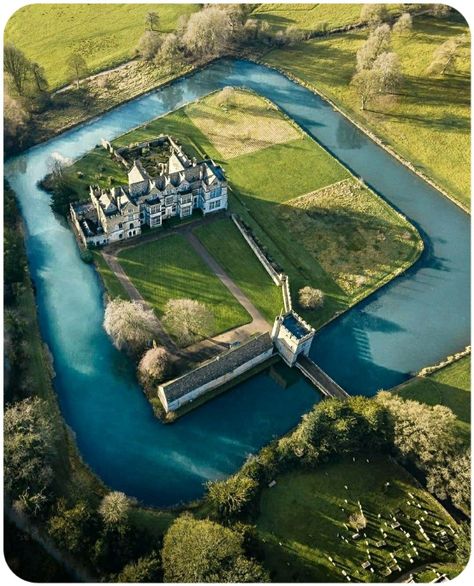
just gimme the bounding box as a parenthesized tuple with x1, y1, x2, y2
(194, 218, 283, 323)
(72, 87, 422, 329)
(251, 3, 362, 32)
(117, 234, 251, 341)
(263, 14, 470, 206)
(186, 89, 301, 159)
(280, 178, 422, 300)
(256, 455, 460, 582)
(92, 251, 128, 300)
(4, 3, 198, 89)
(394, 356, 471, 444)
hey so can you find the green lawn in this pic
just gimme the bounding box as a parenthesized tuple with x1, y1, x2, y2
(117, 234, 251, 341)
(64, 147, 128, 202)
(92, 251, 128, 300)
(394, 356, 470, 444)
(4, 3, 198, 89)
(263, 13, 470, 207)
(251, 3, 362, 32)
(194, 218, 283, 323)
(256, 455, 460, 582)
(226, 136, 349, 203)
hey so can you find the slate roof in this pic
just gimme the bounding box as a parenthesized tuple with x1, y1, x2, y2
(160, 333, 274, 405)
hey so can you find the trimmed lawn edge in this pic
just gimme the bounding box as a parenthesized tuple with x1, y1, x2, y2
(254, 56, 470, 214)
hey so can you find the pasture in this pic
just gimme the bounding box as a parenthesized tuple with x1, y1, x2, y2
(4, 3, 198, 89)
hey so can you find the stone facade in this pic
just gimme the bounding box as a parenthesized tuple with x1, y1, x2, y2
(71, 136, 228, 246)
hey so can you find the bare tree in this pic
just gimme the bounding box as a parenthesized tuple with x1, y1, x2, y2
(154, 33, 182, 72)
(427, 35, 467, 75)
(137, 344, 172, 387)
(137, 31, 162, 61)
(162, 299, 214, 346)
(356, 24, 391, 72)
(298, 286, 325, 309)
(360, 4, 389, 27)
(4, 43, 31, 96)
(4, 87, 29, 147)
(430, 4, 451, 17)
(103, 299, 158, 354)
(66, 53, 88, 88)
(393, 12, 413, 36)
(351, 68, 383, 110)
(181, 6, 240, 59)
(145, 11, 160, 31)
(30, 62, 48, 92)
(372, 51, 403, 93)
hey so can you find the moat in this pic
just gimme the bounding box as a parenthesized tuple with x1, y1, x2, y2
(5, 59, 470, 506)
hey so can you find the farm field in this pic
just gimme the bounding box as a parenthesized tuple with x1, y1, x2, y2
(394, 356, 471, 444)
(70, 87, 423, 329)
(4, 3, 198, 89)
(194, 218, 283, 323)
(251, 3, 362, 32)
(117, 234, 251, 342)
(256, 455, 460, 582)
(263, 14, 470, 207)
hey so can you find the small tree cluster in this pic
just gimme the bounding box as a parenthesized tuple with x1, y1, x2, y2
(4, 397, 57, 516)
(103, 299, 159, 355)
(161, 514, 269, 582)
(207, 473, 258, 521)
(360, 4, 389, 28)
(352, 24, 404, 110)
(298, 286, 325, 310)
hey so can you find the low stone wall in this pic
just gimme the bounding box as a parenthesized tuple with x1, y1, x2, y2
(231, 214, 283, 286)
(417, 345, 471, 377)
(282, 275, 292, 312)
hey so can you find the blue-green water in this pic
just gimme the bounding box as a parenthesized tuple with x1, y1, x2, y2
(5, 60, 469, 506)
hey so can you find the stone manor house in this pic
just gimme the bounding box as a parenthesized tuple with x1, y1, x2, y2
(71, 136, 228, 247)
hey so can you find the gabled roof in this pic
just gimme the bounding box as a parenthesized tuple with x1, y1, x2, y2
(128, 160, 149, 185)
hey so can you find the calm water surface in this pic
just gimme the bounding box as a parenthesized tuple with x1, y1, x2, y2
(5, 60, 469, 505)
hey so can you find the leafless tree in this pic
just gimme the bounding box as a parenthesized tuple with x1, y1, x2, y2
(145, 11, 160, 31)
(372, 51, 403, 93)
(393, 12, 413, 36)
(103, 299, 158, 354)
(360, 4, 389, 28)
(356, 24, 391, 72)
(427, 35, 467, 75)
(351, 68, 383, 110)
(66, 53, 88, 88)
(163, 298, 214, 346)
(4, 43, 31, 95)
(137, 31, 162, 61)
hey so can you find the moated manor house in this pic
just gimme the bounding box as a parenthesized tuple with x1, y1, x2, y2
(71, 135, 228, 246)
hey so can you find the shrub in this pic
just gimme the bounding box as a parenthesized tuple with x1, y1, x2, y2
(298, 286, 324, 309)
(137, 345, 172, 388)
